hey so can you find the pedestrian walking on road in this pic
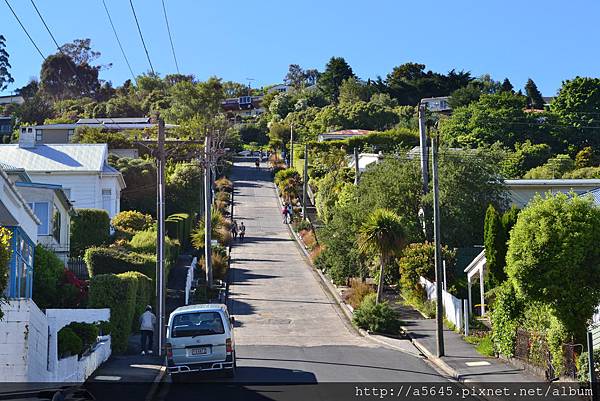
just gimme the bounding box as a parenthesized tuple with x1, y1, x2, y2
(139, 305, 156, 355)
(239, 222, 246, 241)
(287, 203, 293, 223)
(282, 203, 289, 224)
(231, 220, 238, 239)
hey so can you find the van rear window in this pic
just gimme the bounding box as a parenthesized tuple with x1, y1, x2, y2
(171, 312, 225, 337)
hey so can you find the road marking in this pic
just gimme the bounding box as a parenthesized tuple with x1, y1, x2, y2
(93, 375, 121, 381)
(465, 361, 491, 367)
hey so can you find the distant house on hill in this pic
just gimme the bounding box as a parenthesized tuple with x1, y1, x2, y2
(504, 179, 600, 208)
(317, 129, 374, 142)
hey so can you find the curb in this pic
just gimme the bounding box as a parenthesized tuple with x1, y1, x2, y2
(144, 365, 167, 401)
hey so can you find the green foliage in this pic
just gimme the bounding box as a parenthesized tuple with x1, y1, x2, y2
(314, 169, 354, 223)
(166, 163, 203, 216)
(398, 242, 455, 295)
(274, 168, 302, 202)
(109, 156, 157, 216)
(97, 320, 112, 336)
(190, 207, 230, 249)
(523, 154, 575, 179)
(490, 281, 523, 357)
(524, 78, 545, 109)
(502, 141, 552, 178)
(318, 57, 355, 102)
(32, 244, 65, 309)
(84, 247, 156, 279)
(483, 205, 518, 289)
(67, 322, 99, 348)
(464, 335, 495, 357)
(506, 193, 600, 342)
(129, 228, 180, 264)
(551, 77, 600, 150)
(0, 227, 12, 319)
(88, 273, 139, 354)
(111, 211, 153, 236)
(57, 327, 83, 358)
(119, 271, 153, 332)
(578, 348, 600, 383)
(0, 35, 14, 91)
(309, 129, 419, 155)
(70, 209, 110, 257)
(165, 213, 193, 250)
(72, 126, 133, 148)
(352, 293, 401, 334)
(563, 166, 600, 179)
(575, 147, 600, 169)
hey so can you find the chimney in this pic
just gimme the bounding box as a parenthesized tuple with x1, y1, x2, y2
(19, 127, 37, 148)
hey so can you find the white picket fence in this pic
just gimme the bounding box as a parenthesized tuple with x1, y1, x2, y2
(185, 257, 198, 305)
(419, 276, 466, 332)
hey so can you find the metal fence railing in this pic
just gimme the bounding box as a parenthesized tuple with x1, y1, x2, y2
(67, 257, 88, 280)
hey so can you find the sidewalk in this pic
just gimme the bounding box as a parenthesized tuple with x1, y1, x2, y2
(400, 314, 539, 383)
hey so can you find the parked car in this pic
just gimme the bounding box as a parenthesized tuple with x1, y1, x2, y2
(166, 304, 236, 380)
(238, 150, 252, 156)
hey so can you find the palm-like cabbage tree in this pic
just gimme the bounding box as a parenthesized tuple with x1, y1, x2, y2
(358, 208, 406, 304)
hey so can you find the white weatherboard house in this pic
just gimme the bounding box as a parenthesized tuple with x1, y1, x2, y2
(0, 132, 125, 218)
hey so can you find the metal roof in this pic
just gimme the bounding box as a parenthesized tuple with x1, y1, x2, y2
(0, 143, 108, 172)
(580, 188, 600, 205)
(504, 179, 600, 186)
(15, 181, 73, 211)
(76, 117, 150, 124)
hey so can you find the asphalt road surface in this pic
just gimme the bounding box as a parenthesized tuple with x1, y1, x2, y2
(158, 161, 454, 401)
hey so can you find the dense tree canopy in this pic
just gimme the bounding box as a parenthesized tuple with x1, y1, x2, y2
(0, 35, 14, 91)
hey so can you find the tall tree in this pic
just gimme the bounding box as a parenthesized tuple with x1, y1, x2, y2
(59, 38, 103, 66)
(0, 35, 14, 91)
(318, 57, 354, 102)
(524, 78, 545, 109)
(284, 64, 306, 89)
(39, 53, 101, 100)
(501, 78, 514, 93)
(358, 208, 406, 303)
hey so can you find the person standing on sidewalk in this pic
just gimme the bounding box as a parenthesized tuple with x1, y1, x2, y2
(231, 220, 238, 240)
(239, 222, 246, 241)
(282, 203, 289, 224)
(139, 305, 156, 355)
(287, 203, 293, 223)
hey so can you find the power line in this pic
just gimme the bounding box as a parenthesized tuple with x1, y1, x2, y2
(3, 0, 46, 60)
(29, 0, 63, 52)
(128, 0, 155, 75)
(101, 0, 138, 85)
(161, 0, 179, 74)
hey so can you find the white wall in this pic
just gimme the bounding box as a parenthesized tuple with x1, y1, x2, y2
(0, 300, 111, 382)
(26, 173, 121, 218)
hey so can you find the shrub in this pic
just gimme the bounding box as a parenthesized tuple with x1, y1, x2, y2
(191, 207, 229, 249)
(129, 229, 180, 264)
(71, 209, 110, 256)
(344, 279, 374, 309)
(85, 247, 157, 279)
(398, 242, 455, 296)
(490, 281, 523, 357)
(199, 251, 229, 280)
(215, 177, 233, 193)
(215, 191, 231, 203)
(300, 229, 317, 250)
(577, 348, 600, 383)
(97, 320, 112, 336)
(57, 327, 83, 358)
(32, 244, 64, 309)
(67, 322, 99, 348)
(352, 293, 401, 334)
(119, 271, 153, 332)
(88, 274, 138, 354)
(111, 211, 153, 236)
(0, 228, 11, 316)
(165, 213, 192, 250)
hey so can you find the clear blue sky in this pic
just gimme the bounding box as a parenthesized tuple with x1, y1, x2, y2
(2, 0, 599, 96)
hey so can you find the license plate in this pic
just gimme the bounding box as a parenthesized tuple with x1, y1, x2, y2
(190, 347, 209, 355)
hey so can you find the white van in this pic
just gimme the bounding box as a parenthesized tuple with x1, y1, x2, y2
(166, 304, 236, 379)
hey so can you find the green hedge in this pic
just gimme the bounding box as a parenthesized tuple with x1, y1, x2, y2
(129, 229, 180, 265)
(119, 271, 154, 333)
(71, 209, 110, 256)
(58, 327, 83, 358)
(32, 244, 65, 309)
(67, 322, 99, 348)
(165, 213, 193, 250)
(85, 247, 157, 279)
(88, 273, 139, 354)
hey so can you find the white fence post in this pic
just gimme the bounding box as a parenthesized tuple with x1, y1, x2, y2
(463, 299, 469, 336)
(185, 257, 198, 305)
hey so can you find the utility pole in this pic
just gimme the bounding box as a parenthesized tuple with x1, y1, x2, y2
(431, 133, 445, 357)
(418, 103, 429, 195)
(302, 143, 308, 219)
(289, 124, 294, 168)
(353, 147, 360, 185)
(204, 131, 213, 289)
(156, 116, 166, 356)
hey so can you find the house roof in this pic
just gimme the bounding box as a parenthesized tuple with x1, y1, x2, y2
(580, 187, 600, 205)
(77, 117, 150, 124)
(504, 179, 600, 187)
(464, 249, 486, 278)
(320, 129, 373, 137)
(0, 143, 108, 172)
